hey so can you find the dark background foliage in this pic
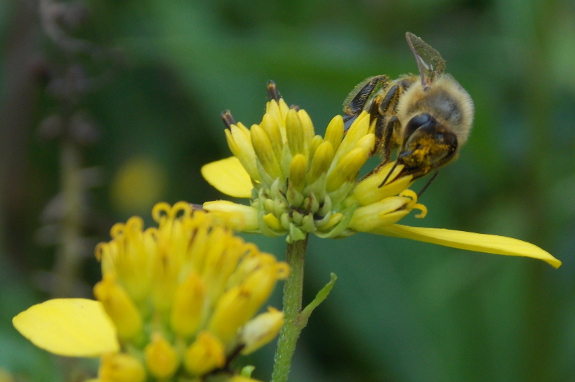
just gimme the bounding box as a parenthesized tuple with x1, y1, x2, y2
(1, 0, 575, 381)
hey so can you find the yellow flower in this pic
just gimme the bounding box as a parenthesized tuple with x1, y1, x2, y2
(13, 202, 290, 381)
(201, 82, 560, 268)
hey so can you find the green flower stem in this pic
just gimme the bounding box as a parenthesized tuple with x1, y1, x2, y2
(271, 238, 337, 382)
(271, 236, 308, 382)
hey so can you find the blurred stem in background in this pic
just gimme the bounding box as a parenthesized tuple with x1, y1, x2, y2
(52, 139, 83, 297)
(37, 0, 105, 297)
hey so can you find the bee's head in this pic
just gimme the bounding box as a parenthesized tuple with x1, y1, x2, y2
(398, 113, 458, 177)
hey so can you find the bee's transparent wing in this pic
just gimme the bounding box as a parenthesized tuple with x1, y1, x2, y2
(406, 32, 446, 87)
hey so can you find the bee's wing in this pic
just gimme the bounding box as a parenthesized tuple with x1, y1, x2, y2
(406, 32, 446, 88)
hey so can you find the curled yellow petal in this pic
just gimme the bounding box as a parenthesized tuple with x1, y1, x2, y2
(12, 299, 119, 357)
(201, 157, 253, 198)
(375, 224, 562, 269)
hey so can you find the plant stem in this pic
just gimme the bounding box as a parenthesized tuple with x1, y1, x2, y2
(271, 236, 308, 382)
(53, 139, 83, 297)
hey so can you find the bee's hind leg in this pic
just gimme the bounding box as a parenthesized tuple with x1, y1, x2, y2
(343, 75, 388, 120)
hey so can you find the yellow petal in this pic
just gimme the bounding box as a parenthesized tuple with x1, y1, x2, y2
(13, 299, 119, 357)
(375, 224, 562, 269)
(201, 157, 253, 198)
(203, 200, 259, 231)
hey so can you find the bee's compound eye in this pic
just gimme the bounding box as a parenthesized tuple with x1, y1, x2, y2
(404, 113, 432, 139)
(437, 133, 444, 140)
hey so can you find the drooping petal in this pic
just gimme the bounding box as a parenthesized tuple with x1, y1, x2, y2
(12, 299, 119, 357)
(201, 157, 253, 198)
(375, 224, 561, 268)
(203, 200, 259, 232)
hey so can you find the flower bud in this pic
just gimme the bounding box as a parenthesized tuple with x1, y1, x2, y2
(324, 115, 344, 153)
(170, 272, 205, 338)
(184, 331, 225, 376)
(93, 275, 142, 341)
(307, 141, 334, 185)
(225, 125, 259, 181)
(326, 147, 370, 192)
(98, 353, 146, 382)
(144, 334, 179, 379)
(240, 307, 284, 355)
(289, 154, 307, 192)
(251, 124, 282, 179)
(286, 109, 305, 156)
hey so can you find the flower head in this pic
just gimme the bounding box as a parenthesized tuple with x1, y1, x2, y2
(203, 81, 425, 243)
(202, 82, 561, 268)
(13, 202, 289, 382)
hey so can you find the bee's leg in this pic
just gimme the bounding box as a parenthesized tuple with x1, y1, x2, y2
(374, 117, 402, 188)
(379, 116, 400, 163)
(371, 114, 387, 155)
(372, 83, 403, 154)
(343, 75, 388, 119)
(378, 83, 400, 114)
(417, 171, 439, 198)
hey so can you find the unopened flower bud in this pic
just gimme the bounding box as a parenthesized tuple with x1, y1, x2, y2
(93, 275, 142, 340)
(170, 272, 205, 338)
(144, 334, 179, 379)
(98, 353, 146, 382)
(240, 307, 284, 355)
(184, 331, 225, 376)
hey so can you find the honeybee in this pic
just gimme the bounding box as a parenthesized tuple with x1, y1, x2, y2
(343, 32, 474, 188)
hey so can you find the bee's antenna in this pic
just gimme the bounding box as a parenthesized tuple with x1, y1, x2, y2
(417, 171, 439, 199)
(378, 160, 399, 188)
(379, 148, 414, 188)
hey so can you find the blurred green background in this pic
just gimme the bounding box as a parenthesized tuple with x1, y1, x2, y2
(1, 0, 575, 381)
